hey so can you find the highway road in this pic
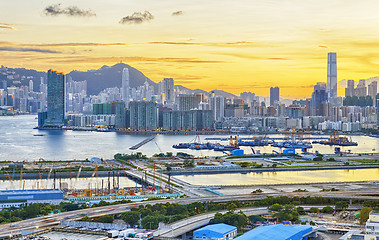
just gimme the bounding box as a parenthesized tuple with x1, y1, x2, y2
(1, 191, 377, 237)
(154, 207, 268, 238)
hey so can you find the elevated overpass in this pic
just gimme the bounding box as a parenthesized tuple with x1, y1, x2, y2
(1, 191, 377, 238)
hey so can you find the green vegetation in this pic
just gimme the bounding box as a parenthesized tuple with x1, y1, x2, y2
(183, 159, 195, 168)
(293, 189, 309, 192)
(335, 201, 349, 211)
(115, 152, 148, 160)
(309, 207, 320, 213)
(274, 204, 299, 222)
(251, 189, 263, 194)
(210, 211, 248, 231)
(248, 215, 266, 223)
(321, 206, 334, 214)
(348, 159, 379, 164)
(81, 215, 114, 223)
(320, 188, 340, 192)
(233, 162, 263, 168)
(359, 207, 373, 224)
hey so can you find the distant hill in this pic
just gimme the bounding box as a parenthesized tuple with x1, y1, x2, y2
(175, 85, 237, 99)
(1, 63, 239, 99)
(68, 63, 157, 95)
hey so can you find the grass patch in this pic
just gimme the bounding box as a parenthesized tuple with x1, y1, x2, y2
(348, 159, 379, 164)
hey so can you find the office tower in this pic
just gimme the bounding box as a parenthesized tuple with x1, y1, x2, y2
(44, 69, 66, 127)
(270, 87, 279, 106)
(327, 52, 337, 99)
(162, 78, 174, 104)
(368, 81, 377, 106)
(29, 80, 33, 93)
(311, 82, 328, 116)
(209, 95, 225, 122)
(129, 101, 157, 130)
(178, 93, 203, 111)
(354, 80, 367, 97)
(345, 80, 354, 97)
(121, 68, 129, 102)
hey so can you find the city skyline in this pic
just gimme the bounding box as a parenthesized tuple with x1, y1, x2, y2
(1, 0, 379, 98)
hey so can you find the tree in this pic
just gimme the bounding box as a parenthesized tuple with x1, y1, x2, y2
(335, 201, 349, 211)
(183, 159, 195, 168)
(81, 216, 92, 222)
(94, 215, 114, 223)
(321, 206, 334, 214)
(359, 207, 372, 225)
(121, 211, 140, 226)
(309, 207, 320, 213)
(249, 215, 266, 223)
(274, 204, 299, 222)
(296, 207, 305, 215)
(269, 203, 283, 212)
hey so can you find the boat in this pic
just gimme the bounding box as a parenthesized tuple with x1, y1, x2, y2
(33, 134, 45, 136)
(312, 131, 358, 146)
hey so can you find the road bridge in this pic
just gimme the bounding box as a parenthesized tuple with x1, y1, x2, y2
(1, 191, 377, 238)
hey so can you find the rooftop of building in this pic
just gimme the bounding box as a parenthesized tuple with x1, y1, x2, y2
(194, 223, 237, 235)
(234, 224, 313, 240)
(0, 189, 62, 195)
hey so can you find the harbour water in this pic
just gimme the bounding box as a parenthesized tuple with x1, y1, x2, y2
(0, 115, 378, 162)
(174, 168, 379, 185)
(0, 176, 141, 190)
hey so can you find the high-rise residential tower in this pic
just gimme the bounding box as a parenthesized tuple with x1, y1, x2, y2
(270, 87, 279, 106)
(209, 93, 225, 122)
(44, 69, 65, 127)
(345, 80, 355, 97)
(121, 68, 129, 102)
(327, 52, 337, 99)
(162, 78, 174, 104)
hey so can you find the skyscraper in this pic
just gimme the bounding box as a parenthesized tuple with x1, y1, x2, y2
(121, 68, 129, 102)
(368, 81, 377, 106)
(162, 78, 174, 104)
(44, 69, 65, 127)
(327, 52, 337, 99)
(345, 80, 354, 97)
(311, 82, 328, 116)
(209, 94, 225, 122)
(270, 87, 279, 106)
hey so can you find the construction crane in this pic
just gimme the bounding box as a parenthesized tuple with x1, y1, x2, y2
(87, 165, 98, 196)
(19, 168, 23, 190)
(76, 166, 82, 179)
(6, 171, 15, 190)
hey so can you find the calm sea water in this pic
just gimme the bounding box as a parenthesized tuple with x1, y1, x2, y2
(174, 168, 379, 185)
(0, 115, 378, 162)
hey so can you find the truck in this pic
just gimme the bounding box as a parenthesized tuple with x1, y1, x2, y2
(118, 229, 135, 238)
(107, 230, 120, 238)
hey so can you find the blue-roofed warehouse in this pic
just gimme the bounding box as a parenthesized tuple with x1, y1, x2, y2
(0, 189, 63, 210)
(193, 224, 237, 240)
(234, 224, 315, 240)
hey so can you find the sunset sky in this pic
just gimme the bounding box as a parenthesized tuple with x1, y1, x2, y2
(1, 0, 379, 98)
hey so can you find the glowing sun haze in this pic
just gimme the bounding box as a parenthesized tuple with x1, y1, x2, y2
(1, 0, 379, 98)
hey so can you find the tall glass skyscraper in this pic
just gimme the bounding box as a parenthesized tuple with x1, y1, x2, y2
(327, 52, 337, 99)
(45, 69, 65, 127)
(121, 68, 129, 102)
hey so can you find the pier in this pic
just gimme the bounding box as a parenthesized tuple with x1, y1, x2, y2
(129, 135, 156, 150)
